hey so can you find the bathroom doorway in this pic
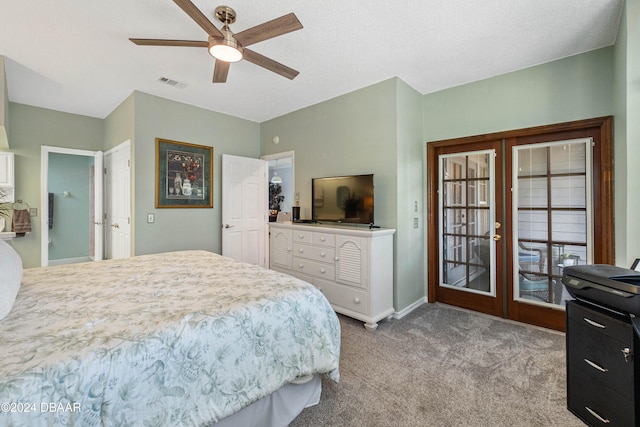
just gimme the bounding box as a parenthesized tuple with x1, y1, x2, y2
(40, 146, 103, 266)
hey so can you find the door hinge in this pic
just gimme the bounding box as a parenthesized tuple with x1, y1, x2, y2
(128, 217, 131, 225)
(104, 167, 107, 174)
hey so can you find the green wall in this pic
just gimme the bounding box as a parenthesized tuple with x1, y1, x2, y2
(132, 92, 260, 256)
(423, 47, 614, 141)
(261, 79, 398, 227)
(7, 104, 103, 267)
(104, 93, 135, 151)
(395, 79, 425, 311)
(620, 0, 640, 268)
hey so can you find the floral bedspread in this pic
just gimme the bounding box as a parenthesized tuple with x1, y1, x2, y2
(0, 251, 340, 426)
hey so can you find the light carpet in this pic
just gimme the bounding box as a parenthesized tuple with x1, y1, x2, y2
(290, 303, 584, 427)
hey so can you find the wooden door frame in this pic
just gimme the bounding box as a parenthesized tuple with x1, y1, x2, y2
(426, 116, 614, 330)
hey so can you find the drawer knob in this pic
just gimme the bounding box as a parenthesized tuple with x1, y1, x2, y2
(320, 252, 326, 257)
(353, 297, 361, 304)
(622, 347, 631, 363)
(320, 268, 326, 274)
(320, 237, 326, 241)
(298, 234, 305, 239)
(298, 248, 304, 253)
(298, 264, 304, 268)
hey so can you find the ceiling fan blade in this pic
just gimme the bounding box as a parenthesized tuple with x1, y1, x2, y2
(173, 0, 223, 38)
(243, 49, 299, 80)
(129, 38, 208, 47)
(213, 60, 230, 83)
(234, 13, 302, 47)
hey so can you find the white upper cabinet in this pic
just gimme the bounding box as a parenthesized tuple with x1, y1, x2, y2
(0, 152, 14, 202)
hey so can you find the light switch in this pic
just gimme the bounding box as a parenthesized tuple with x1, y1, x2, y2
(147, 213, 155, 223)
(413, 218, 419, 228)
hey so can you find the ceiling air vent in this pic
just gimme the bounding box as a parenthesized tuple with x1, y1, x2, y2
(158, 77, 188, 89)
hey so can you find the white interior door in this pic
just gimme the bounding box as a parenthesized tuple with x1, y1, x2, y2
(105, 140, 131, 260)
(222, 154, 267, 266)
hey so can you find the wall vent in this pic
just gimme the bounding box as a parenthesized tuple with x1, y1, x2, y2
(157, 77, 188, 89)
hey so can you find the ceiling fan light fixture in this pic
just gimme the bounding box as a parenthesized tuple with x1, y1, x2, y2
(209, 31, 243, 63)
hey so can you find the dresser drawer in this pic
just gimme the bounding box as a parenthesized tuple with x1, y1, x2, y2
(568, 367, 634, 426)
(293, 243, 335, 263)
(292, 230, 313, 243)
(567, 301, 631, 343)
(315, 278, 368, 316)
(292, 257, 335, 280)
(312, 232, 335, 247)
(567, 318, 634, 396)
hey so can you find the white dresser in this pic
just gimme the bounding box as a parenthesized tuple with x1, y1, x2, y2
(269, 223, 395, 330)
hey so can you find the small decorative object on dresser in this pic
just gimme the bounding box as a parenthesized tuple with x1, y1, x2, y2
(269, 222, 395, 330)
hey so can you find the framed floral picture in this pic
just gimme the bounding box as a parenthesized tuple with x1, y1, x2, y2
(156, 138, 213, 208)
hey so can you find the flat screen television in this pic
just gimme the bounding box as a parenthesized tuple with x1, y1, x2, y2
(311, 174, 374, 225)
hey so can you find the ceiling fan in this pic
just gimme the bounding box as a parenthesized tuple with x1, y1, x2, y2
(129, 0, 303, 83)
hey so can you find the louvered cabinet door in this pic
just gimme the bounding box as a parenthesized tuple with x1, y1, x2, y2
(270, 227, 292, 270)
(335, 235, 367, 288)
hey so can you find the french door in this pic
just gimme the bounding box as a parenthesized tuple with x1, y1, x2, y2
(427, 117, 614, 331)
(435, 141, 504, 317)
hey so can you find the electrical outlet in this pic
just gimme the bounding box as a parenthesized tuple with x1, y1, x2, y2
(147, 213, 155, 223)
(29, 208, 38, 217)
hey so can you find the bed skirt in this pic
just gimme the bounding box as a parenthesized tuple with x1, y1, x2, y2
(214, 375, 321, 426)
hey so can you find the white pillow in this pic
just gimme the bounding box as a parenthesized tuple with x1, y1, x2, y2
(0, 239, 23, 321)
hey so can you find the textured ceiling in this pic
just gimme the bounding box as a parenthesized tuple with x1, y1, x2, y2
(0, 0, 624, 123)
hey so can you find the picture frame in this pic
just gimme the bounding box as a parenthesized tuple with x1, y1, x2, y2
(632, 259, 640, 272)
(156, 138, 213, 208)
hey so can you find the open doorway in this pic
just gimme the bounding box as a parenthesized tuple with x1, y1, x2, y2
(40, 146, 103, 267)
(262, 151, 295, 221)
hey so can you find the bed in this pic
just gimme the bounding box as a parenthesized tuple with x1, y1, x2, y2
(0, 242, 340, 426)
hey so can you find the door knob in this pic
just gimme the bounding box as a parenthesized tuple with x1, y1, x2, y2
(223, 224, 233, 229)
(493, 234, 501, 241)
(495, 221, 501, 229)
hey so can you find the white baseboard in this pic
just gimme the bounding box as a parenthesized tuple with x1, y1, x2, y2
(393, 297, 428, 319)
(48, 256, 91, 266)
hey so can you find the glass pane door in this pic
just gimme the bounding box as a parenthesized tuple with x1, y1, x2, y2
(439, 150, 496, 295)
(512, 138, 593, 307)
